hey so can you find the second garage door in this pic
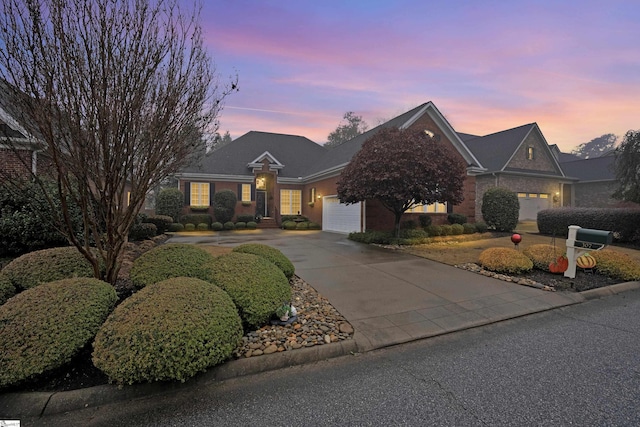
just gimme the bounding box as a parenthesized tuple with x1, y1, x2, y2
(518, 193, 551, 220)
(322, 196, 362, 233)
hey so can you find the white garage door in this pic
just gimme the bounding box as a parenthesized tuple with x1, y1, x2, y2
(518, 193, 551, 220)
(322, 196, 362, 233)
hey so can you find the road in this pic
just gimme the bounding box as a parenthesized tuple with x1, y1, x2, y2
(27, 289, 640, 426)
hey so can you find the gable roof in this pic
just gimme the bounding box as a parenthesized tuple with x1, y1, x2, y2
(560, 155, 616, 182)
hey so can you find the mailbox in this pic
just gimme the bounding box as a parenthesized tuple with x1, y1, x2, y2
(565, 225, 612, 278)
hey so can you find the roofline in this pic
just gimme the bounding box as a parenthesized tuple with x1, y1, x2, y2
(175, 172, 254, 182)
(475, 170, 578, 182)
(500, 124, 566, 177)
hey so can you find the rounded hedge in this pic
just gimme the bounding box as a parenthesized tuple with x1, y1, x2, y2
(184, 223, 196, 231)
(0, 272, 16, 305)
(246, 221, 258, 229)
(129, 222, 157, 241)
(232, 243, 295, 279)
(211, 222, 223, 231)
(1, 246, 103, 291)
(481, 187, 519, 232)
(169, 222, 185, 232)
(223, 221, 235, 230)
(196, 223, 209, 231)
(0, 278, 116, 388)
(475, 221, 489, 233)
(235, 221, 247, 230)
(129, 243, 215, 289)
(296, 222, 309, 230)
(478, 247, 533, 274)
(451, 223, 464, 235)
(282, 221, 296, 230)
(591, 249, 640, 281)
(522, 244, 558, 271)
(308, 222, 321, 230)
(440, 224, 453, 236)
(203, 252, 291, 329)
(92, 277, 242, 385)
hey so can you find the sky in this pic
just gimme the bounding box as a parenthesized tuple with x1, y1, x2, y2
(197, 0, 640, 152)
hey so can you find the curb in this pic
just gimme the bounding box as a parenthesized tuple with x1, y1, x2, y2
(579, 281, 640, 300)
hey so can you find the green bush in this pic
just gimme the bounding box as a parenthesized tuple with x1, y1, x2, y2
(440, 224, 453, 236)
(399, 228, 428, 240)
(478, 247, 533, 274)
(196, 223, 209, 231)
(481, 187, 519, 232)
(591, 249, 640, 281)
(0, 272, 16, 305)
(235, 221, 247, 230)
(296, 222, 309, 230)
(0, 278, 116, 388)
(180, 214, 212, 227)
(236, 214, 254, 223)
(232, 243, 295, 279)
(308, 222, 321, 230)
(143, 215, 173, 234)
(522, 244, 558, 271)
(246, 221, 258, 229)
(2, 246, 103, 291)
(537, 208, 640, 243)
(202, 252, 292, 329)
(281, 215, 308, 223)
(425, 225, 442, 237)
(155, 188, 184, 222)
(211, 222, 223, 231)
(447, 213, 467, 225)
(223, 221, 235, 230)
(129, 223, 157, 241)
(92, 277, 242, 385)
(462, 223, 476, 234)
(129, 243, 214, 289)
(169, 222, 184, 232)
(474, 221, 488, 233)
(213, 190, 237, 224)
(348, 230, 394, 245)
(451, 224, 464, 235)
(282, 221, 296, 230)
(418, 214, 432, 228)
(184, 223, 196, 231)
(400, 220, 417, 229)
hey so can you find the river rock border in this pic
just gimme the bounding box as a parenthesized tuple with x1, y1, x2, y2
(456, 262, 554, 291)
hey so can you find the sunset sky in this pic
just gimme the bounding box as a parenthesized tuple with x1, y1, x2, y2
(198, 0, 639, 152)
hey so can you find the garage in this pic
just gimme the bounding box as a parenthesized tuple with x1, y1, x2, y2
(322, 196, 362, 233)
(518, 193, 551, 220)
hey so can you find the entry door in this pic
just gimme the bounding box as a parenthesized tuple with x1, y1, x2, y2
(256, 190, 267, 217)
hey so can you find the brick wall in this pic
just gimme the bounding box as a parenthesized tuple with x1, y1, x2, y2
(507, 130, 557, 173)
(0, 148, 32, 179)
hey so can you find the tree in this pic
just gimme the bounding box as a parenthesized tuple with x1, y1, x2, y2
(326, 111, 369, 148)
(0, 0, 237, 284)
(336, 127, 466, 237)
(613, 130, 640, 203)
(571, 133, 618, 159)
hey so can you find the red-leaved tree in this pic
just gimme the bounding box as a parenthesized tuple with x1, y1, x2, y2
(337, 127, 467, 236)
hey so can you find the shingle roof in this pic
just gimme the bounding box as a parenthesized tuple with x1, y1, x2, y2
(181, 131, 327, 178)
(464, 123, 536, 172)
(560, 155, 616, 181)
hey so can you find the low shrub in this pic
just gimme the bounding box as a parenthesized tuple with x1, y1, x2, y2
(447, 213, 467, 225)
(246, 221, 258, 229)
(462, 223, 476, 234)
(399, 228, 428, 240)
(591, 249, 640, 281)
(522, 244, 558, 271)
(451, 224, 464, 235)
(0, 272, 16, 305)
(2, 246, 103, 291)
(235, 222, 247, 230)
(202, 253, 291, 329)
(180, 214, 212, 227)
(129, 223, 157, 241)
(296, 222, 309, 230)
(281, 215, 308, 223)
(474, 221, 488, 233)
(223, 221, 235, 230)
(419, 214, 432, 228)
(440, 224, 453, 236)
(196, 223, 209, 231)
(400, 220, 416, 230)
(211, 222, 223, 231)
(308, 222, 321, 230)
(168, 222, 185, 232)
(282, 221, 296, 230)
(143, 215, 173, 234)
(0, 278, 116, 388)
(129, 243, 214, 289)
(92, 277, 242, 385)
(478, 247, 533, 274)
(425, 225, 442, 237)
(349, 230, 394, 245)
(232, 243, 295, 279)
(236, 214, 254, 223)
(184, 223, 196, 231)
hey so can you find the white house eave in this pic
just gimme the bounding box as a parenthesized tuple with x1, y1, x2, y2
(302, 163, 348, 182)
(477, 170, 577, 182)
(174, 172, 254, 183)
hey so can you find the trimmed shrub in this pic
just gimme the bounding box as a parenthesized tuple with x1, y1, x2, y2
(211, 222, 223, 231)
(282, 221, 296, 230)
(232, 243, 295, 279)
(169, 223, 184, 232)
(348, 231, 394, 245)
(451, 224, 464, 235)
(155, 188, 184, 222)
(0, 272, 16, 305)
(129, 243, 215, 289)
(447, 213, 467, 225)
(537, 208, 640, 243)
(478, 247, 533, 274)
(481, 187, 519, 232)
(0, 278, 116, 388)
(308, 222, 321, 230)
(196, 223, 209, 231)
(235, 222, 247, 230)
(180, 214, 212, 227)
(522, 244, 558, 271)
(418, 214, 432, 228)
(236, 214, 254, 223)
(143, 215, 173, 234)
(246, 221, 258, 229)
(184, 223, 196, 231)
(213, 190, 237, 224)
(591, 249, 640, 281)
(474, 221, 488, 233)
(92, 277, 242, 385)
(281, 215, 308, 223)
(129, 223, 157, 241)
(425, 225, 442, 237)
(462, 223, 476, 234)
(202, 252, 291, 329)
(440, 224, 453, 236)
(2, 246, 103, 291)
(223, 221, 235, 230)
(399, 228, 428, 240)
(296, 222, 309, 230)
(400, 220, 417, 230)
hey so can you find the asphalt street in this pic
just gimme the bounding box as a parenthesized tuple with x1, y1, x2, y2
(25, 288, 640, 427)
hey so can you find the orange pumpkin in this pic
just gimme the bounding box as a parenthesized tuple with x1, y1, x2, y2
(549, 255, 569, 274)
(576, 253, 597, 269)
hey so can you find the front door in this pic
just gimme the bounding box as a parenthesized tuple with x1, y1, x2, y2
(256, 190, 267, 217)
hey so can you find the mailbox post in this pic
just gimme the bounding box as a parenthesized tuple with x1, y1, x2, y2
(565, 225, 613, 278)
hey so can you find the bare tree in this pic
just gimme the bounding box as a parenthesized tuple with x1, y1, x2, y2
(0, 0, 237, 284)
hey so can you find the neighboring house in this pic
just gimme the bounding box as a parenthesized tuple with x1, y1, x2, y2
(175, 101, 586, 232)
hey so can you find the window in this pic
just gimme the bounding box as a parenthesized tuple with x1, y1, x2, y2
(241, 184, 251, 202)
(190, 182, 210, 206)
(527, 146, 534, 160)
(280, 189, 301, 215)
(408, 202, 447, 213)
